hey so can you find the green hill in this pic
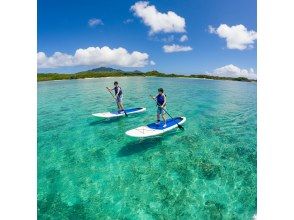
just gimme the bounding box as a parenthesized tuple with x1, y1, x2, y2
(37, 68, 256, 82)
(88, 67, 123, 72)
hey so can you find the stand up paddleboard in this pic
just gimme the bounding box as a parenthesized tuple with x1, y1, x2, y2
(125, 117, 186, 137)
(92, 107, 146, 118)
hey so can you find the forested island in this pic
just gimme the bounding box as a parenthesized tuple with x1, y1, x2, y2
(37, 67, 256, 82)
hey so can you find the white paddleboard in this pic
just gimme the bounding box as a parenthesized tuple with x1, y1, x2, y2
(126, 117, 186, 137)
(92, 107, 146, 118)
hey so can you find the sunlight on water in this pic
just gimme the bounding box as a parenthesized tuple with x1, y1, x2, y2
(38, 77, 256, 219)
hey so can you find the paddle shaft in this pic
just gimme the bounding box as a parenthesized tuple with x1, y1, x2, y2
(149, 95, 184, 129)
(106, 87, 116, 100)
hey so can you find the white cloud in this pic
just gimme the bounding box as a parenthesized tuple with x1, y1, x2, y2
(131, 1, 186, 34)
(88, 18, 104, 27)
(123, 19, 134, 24)
(163, 44, 192, 53)
(150, 60, 156, 65)
(208, 64, 257, 79)
(38, 46, 149, 68)
(209, 24, 257, 50)
(179, 35, 188, 42)
(208, 25, 215, 34)
(162, 35, 175, 43)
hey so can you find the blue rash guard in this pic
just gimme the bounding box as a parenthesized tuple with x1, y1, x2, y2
(114, 86, 122, 97)
(156, 94, 166, 115)
(156, 94, 165, 106)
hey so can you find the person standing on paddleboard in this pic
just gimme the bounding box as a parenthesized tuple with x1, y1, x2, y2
(153, 88, 167, 127)
(107, 81, 125, 113)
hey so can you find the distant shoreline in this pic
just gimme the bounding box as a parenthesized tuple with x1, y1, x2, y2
(40, 77, 256, 85)
(37, 70, 257, 83)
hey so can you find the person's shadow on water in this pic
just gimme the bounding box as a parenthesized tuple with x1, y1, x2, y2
(118, 137, 162, 157)
(117, 131, 180, 157)
(88, 117, 123, 126)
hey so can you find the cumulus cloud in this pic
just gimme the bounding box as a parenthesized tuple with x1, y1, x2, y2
(38, 46, 149, 68)
(150, 60, 156, 65)
(209, 24, 257, 50)
(123, 18, 134, 24)
(208, 64, 257, 79)
(163, 44, 192, 53)
(88, 18, 104, 27)
(208, 25, 216, 34)
(131, 1, 186, 34)
(179, 35, 188, 42)
(162, 35, 175, 43)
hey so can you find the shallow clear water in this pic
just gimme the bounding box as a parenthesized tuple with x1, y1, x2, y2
(38, 77, 256, 219)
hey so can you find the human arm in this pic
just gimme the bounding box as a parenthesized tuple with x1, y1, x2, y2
(152, 94, 158, 100)
(161, 94, 167, 107)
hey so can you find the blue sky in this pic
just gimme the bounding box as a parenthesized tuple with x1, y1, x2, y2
(38, 0, 257, 78)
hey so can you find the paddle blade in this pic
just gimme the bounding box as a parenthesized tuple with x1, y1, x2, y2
(121, 109, 128, 117)
(178, 124, 184, 130)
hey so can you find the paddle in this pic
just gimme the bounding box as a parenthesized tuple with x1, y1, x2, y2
(149, 95, 184, 130)
(106, 87, 128, 116)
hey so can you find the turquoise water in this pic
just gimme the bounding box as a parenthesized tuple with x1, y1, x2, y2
(38, 77, 256, 219)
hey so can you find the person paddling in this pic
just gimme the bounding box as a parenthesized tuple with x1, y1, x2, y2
(107, 81, 125, 114)
(152, 88, 167, 127)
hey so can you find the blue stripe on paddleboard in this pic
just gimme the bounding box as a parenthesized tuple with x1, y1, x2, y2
(111, 108, 143, 115)
(147, 117, 183, 130)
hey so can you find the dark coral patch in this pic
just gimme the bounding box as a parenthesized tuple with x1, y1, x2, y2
(37, 193, 88, 220)
(204, 200, 226, 220)
(91, 148, 105, 161)
(196, 160, 221, 180)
